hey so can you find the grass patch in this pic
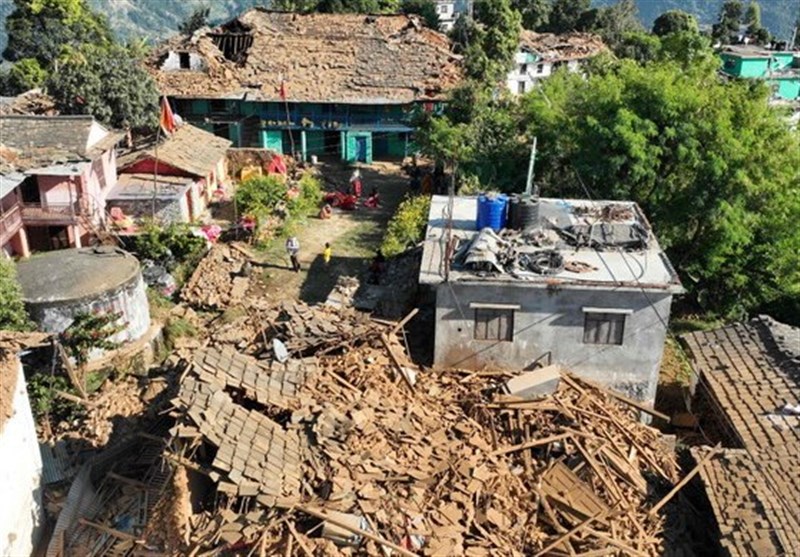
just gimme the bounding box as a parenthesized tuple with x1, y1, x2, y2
(337, 220, 383, 258)
(147, 288, 176, 321)
(669, 314, 724, 335)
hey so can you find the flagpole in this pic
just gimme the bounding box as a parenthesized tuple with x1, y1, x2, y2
(152, 118, 161, 220)
(281, 76, 296, 158)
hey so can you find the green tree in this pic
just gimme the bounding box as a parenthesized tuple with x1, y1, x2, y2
(592, 0, 642, 49)
(0, 58, 48, 95)
(466, 0, 522, 82)
(3, 0, 112, 67)
(381, 194, 432, 256)
(400, 0, 439, 29)
(613, 31, 662, 63)
(0, 259, 30, 332)
(178, 6, 210, 36)
(712, 0, 743, 43)
(449, 13, 480, 54)
(60, 311, 123, 367)
(46, 44, 159, 130)
(512, 0, 550, 31)
(547, 0, 590, 33)
(652, 10, 698, 37)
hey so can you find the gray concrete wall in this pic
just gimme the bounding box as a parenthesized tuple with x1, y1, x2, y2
(434, 282, 674, 403)
(27, 274, 151, 356)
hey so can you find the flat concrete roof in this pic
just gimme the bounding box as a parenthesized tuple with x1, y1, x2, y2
(16, 247, 141, 304)
(419, 195, 683, 293)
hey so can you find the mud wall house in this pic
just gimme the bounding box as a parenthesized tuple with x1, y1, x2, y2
(681, 317, 800, 555)
(111, 124, 232, 223)
(419, 196, 683, 405)
(144, 9, 461, 163)
(0, 335, 47, 557)
(720, 45, 800, 100)
(507, 32, 606, 95)
(0, 115, 124, 253)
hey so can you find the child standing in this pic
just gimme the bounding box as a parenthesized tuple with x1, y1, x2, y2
(323, 242, 332, 266)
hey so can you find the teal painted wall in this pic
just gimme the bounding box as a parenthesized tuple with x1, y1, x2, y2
(344, 132, 372, 164)
(262, 130, 283, 153)
(772, 52, 793, 71)
(191, 99, 209, 114)
(304, 131, 326, 156)
(774, 78, 800, 100)
(387, 133, 408, 157)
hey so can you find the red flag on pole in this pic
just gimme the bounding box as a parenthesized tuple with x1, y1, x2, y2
(278, 79, 287, 101)
(159, 96, 177, 135)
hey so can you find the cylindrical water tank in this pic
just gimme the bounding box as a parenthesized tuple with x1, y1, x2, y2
(519, 198, 540, 229)
(476, 193, 509, 232)
(508, 195, 521, 230)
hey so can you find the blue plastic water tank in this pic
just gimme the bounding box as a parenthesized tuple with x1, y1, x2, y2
(476, 193, 509, 231)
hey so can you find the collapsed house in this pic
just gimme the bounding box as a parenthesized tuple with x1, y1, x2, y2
(419, 195, 683, 406)
(144, 8, 461, 161)
(507, 31, 606, 95)
(682, 316, 800, 556)
(43, 295, 690, 556)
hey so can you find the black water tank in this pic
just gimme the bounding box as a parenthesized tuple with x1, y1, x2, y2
(508, 195, 522, 230)
(519, 198, 540, 229)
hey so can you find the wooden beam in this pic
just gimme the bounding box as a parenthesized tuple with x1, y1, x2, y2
(78, 518, 139, 541)
(380, 334, 415, 393)
(491, 433, 572, 456)
(391, 308, 419, 335)
(562, 374, 670, 421)
(648, 443, 722, 516)
(296, 505, 418, 557)
(534, 514, 598, 557)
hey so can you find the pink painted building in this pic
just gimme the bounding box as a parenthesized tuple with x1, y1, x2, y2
(0, 115, 123, 255)
(111, 124, 231, 223)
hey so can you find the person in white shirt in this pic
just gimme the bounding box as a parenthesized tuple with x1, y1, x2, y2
(285, 236, 301, 272)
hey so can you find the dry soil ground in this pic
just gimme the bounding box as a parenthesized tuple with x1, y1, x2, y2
(251, 161, 410, 305)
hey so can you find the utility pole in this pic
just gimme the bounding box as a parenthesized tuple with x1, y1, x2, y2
(524, 136, 537, 199)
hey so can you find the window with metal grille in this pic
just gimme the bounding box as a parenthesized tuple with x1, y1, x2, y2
(583, 313, 626, 345)
(474, 308, 514, 341)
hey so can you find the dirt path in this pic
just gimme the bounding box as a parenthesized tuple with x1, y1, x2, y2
(253, 161, 409, 304)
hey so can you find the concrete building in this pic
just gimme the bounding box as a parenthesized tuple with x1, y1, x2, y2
(0, 115, 124, 252)
(144, 9, 461, 162)
(0, 334, 46, 557)
(435, 0, 470, 32)
(111, 123, 232, 224)
(15, 247, 151, 357)
(719, 45, 800, 100)
(419, 195, 683, 405)
(507, 32, 606, 95)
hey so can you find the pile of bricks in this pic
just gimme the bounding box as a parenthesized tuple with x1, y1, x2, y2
(160, 307, 684, 556)
(181, 244, 250, 310)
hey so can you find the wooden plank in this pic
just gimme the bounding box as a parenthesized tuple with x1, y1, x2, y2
(391, 308, 419, 335)
(648, 443, 722, 516)
(380, 334, 415, 393)
(534, 514, 598, 557)
(491, 433, 571, 456)
(78, 518, 139, 541)
(562, 374, 670, 421)
(296, 505, 418, 557)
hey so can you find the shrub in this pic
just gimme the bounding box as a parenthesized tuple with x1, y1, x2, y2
(0, 258, 31, 331)
(131, 222, 206, 266)
(381, 195, 432, 257)
(234, 175, 288, 218)
(60, 311, 124, 368)
(287, 174, 323, 219)
(26, 373, 84, 421)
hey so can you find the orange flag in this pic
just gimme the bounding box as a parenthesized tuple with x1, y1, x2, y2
(159, 96, 177, 135)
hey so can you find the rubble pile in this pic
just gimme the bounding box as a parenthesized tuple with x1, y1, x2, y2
(155, 304, 681, 556)
(181, 244, 251, 309)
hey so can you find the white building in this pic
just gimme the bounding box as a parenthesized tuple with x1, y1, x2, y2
(507, 31, 606, 95)
(435, 0, 470, 32)
(0, 335, 46, 557)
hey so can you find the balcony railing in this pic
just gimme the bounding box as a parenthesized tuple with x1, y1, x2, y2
(21, 201, 81, 222)
(0, 204, 23, 245)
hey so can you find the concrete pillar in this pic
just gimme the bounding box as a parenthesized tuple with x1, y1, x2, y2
(72, 225, 82, 248)
(341, 131, 347, 161)
(300, 130, 307, 162)
(404, 132, 409, 158)
(12, 228, 30, 258)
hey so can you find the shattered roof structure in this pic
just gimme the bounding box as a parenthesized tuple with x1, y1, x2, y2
(0, 115, 123, 173)
(519, 31, 606, 62)
(420, 195, 683, 292)
(145, 8, 461, 103)
(683, 316, 800, 556)
(0, 88, 57, 117)
(116, 123, 232, 177)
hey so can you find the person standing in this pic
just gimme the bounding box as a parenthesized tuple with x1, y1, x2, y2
(323, 242, 332, 266)
(286, 236, 301, 272)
